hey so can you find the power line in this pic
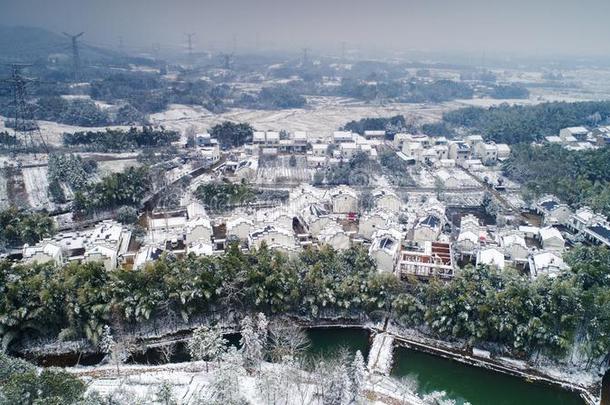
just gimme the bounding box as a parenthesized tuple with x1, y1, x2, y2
(0, 64, 48, 153)
(63, 31, 84, 82)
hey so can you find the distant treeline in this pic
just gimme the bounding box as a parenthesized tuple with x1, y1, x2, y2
(443, 100, 610, 144)
(63, 126, 180, 151)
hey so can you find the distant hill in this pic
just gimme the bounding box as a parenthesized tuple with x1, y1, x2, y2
(0, 25, 125, 65)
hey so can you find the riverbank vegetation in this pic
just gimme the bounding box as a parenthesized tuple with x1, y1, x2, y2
(1, 244, 608, 365)
(503, 144, 610, 216)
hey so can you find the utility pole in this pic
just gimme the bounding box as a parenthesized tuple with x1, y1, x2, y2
(63, 31, 84, 82)
(0, 64, 48, 153)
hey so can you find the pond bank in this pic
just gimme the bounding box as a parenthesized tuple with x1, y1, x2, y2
(17, 318, 603, 404)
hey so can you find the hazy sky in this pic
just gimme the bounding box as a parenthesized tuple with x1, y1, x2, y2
(2, 0, 610, 57)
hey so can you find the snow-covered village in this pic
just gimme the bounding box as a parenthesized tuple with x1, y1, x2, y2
(1, 1, 610, 404)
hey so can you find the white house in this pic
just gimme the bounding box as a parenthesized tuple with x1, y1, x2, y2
(298, 203, 333, 237)
(369, 228, 403, 273)
(318, 223, 351, 250)
(413, 214, 443, 242)
(185, 216, 213, 245)
(455, 214, 480, 254)
(83, 244, 118, 271)
(538, 227, 565, 251)
(401, 142, 423, 162)
(559, 127, 588, 142)
(529, 251, 568, 279)
(474, 142, 498, 165)
(496, 144, 511, 160)
(448, 142, 471, 162)
(248, 225, 298, 253)
(372, 188, 402, 213)
(333, 131, 354, 143)
(226, 216, 255, 241)
(23, 240, 63, 266)
(330, 185, 359, 214)
(476, 247, 505, 269)
(535, 196, 572, 225)
(501, 232, 529, 262)
(358, 210, 397, 239)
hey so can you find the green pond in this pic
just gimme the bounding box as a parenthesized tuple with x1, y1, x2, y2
(307, 327, 585, 405)
(391, 346, 585, 405)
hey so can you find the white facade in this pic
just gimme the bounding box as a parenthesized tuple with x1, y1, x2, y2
(226, 216, 255, 241)
(369, 229, 403, 273)
(476, 247, 505, 269)
(539, 227, 565, 251)
(359, 210, 396, 239)
(330, 185, 359, 214)
(318, 223, 351, 250)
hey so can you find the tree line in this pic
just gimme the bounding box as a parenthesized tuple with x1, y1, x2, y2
(63, 126, 180, 152)
(503, 144, 610, 216)
(1, 244, 608, 365)
(443, 100, 610, 144)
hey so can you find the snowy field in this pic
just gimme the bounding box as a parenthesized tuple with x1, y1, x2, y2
(149, 97, 449, 139)
(97, 159, 141, 177)
(22, 166, 53, 210)
(69, 359, 425, 405)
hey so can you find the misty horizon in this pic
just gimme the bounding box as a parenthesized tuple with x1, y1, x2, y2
(2, 0, 610, 59)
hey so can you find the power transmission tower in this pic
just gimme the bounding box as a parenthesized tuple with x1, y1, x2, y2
(63, 31, 84, 82)
(219, 53, 234, 70)
(0, 64, 48, 153)
(301, 47, 310, 66)
(185, 32, 196, 60)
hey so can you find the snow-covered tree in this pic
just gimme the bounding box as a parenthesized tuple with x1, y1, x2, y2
(240, 314, 268, 369)
(208, 346, 247, 405)
(156, 381, 177, 405)
(99, 325, 132, 376)
(188, 325, 227, 371)
(256, 365, 290, 405)
(350, 350, 366, 402)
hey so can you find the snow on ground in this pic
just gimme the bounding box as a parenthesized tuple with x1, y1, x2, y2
(97, 159, 141, 176)
(69, 359, 423, 405)
(22, 166, 54, 210)
(368, 333, 395, 375)
(0, 117, 130, 147)
(0, 170, 8, 209)
(149, 97, 449, 139)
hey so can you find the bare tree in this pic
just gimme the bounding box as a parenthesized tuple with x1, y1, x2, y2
(268, 320, 311, 362)
(158, 342, 176, 364)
